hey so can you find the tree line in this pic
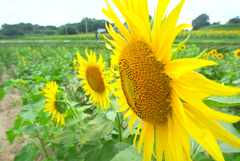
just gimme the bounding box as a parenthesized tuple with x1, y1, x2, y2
(192, 15, 240, 30)
(0, 17, 112, 36)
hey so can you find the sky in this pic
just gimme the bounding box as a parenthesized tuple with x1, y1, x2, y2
(0, 0, 239, 28)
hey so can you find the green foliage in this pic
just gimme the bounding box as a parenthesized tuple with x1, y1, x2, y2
(6, 115, 23, 144)
(111, 145, 143, 161)
(192, 14, 211, 30)
(14, 142, 41, 161)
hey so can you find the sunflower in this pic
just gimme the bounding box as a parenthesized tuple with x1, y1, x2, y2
(203, 53, 208, 59)
(44, 81, 67, 126)
(211, 49, 217, 56)
(217, 53, 224, 59)
(208, 51, 213, 57)
(234, 49, 240, 58)
(103, 0, 240, 160)
(180, 44, 186, 51)
(22, 56, 26, 63)
(75, 49, 114, 110)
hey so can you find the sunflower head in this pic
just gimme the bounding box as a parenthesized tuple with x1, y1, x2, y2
(234, 49, 240, 58)
(217, 53, 224, 59)
(180, 44, 186, 51)
(211, 49, 217, 56)
(208, 51, 213, 57)
(75, 49, 115, 110)
(44, 81, 67, 126)
(203, 53, 208, 59)
(103, 0, 240, 161)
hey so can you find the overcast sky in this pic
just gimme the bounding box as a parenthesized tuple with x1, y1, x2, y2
(0, 0, 239, 28)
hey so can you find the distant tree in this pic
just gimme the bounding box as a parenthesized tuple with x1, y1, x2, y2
(227, 16, 240, 24)
(44, 29, 56, 35)
(212, 21, 220, 25)
(46, 25, 58, 30)
(191, 14, 210, 30)
(58, 24, 77, 35)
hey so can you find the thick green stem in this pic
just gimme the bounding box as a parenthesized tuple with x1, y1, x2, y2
(117, 112, 123, 142)
(37, 134, 48, 158)
(66, 101, 78, 119)
(191, 144, 201, 160)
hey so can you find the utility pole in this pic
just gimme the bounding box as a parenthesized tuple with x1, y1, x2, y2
(65, 25, 68, 35)
(85, 17, 88, 40)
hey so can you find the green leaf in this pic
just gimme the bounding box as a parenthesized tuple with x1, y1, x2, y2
(0, 79, 23, 101)
(21, 124, 38, 135)
(171, 34, 190, 60)
(101, 140, 130, 161)
(0, 144, 2, 150)
(56, 143, 75, 160)
(204, 94, 240, 107)
(32, 75, 48, 83)
(64, 147, 84, 161)
(80, 113, 115, 144)
(111, 144, 143, 161)
(6, 115, 23, 144)
(199, 158, 214, 161)
(52, 130, 81, 144)
(79, 140, 104, 161)
(110, 97, 121, 112)
(42, 157, 54, 161)
(19, 94, 45, 123)
(14, 142, 41, 161)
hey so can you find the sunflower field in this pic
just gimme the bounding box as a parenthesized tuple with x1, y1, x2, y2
(1, 0, 240, 161)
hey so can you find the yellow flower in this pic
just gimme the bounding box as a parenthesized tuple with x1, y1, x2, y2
(75, 49, 115, 110)
(43, 81, 67, 126)
(27, 47, 31, 50)
(208, 51, 213, 57)
(62, 46, 66, 51)
(17, 52, 20, 60)
(37, 52, 40, 56)
(22, 56, 26, 63)
(234, 49, 240, 58)
(180, 44, 186, 51)
(103, 0, 240, 160)
(54, 51, 57, 54)
(203, 53, 208, 59)
(33, 49, 37, 53)
(217, 53, 224, 59)
(211, 49, 217, 56)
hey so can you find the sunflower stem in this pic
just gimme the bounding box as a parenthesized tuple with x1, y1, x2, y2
(66, 100, 78, 119)
(117, 112, 123, 142)
(37, 134, 48, 158)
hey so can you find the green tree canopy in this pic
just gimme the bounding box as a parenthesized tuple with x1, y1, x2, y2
(191, 14, 210, 30)
(227, 16, 240, 24)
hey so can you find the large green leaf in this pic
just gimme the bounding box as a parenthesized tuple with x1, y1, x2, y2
(101, 140, 130, 161)
(111, 144, 143, 161)
(32, 75, 48, 83)
(0, 79, 23, 101)
(6, 115, 23, 144)
(19, 94, 45, 123)
(80, 113, 115, 144)
(204, 94, 240, 107)
(52, 130, 81, 144)
(14, 142, 41, 161)
(79, 140, 104, 161)
(64, 147, 84, 161)
(21, 124, 38, 135)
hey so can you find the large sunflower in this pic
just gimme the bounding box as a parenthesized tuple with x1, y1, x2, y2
(75, 49, 114, 110)
(44, 81, 67, 126)
(103, 0, 240, 161)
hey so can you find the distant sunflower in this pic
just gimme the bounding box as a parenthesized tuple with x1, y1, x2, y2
(180, 44, 186, 51)
(208, 51, 213, 57)
(103, 0, 240, 160)
(217, 53, 224, 59)
(234, 49, 240, 58)
(44, 81, 67, 126)
(22, 56, 26, 63)
(203, 53, 208, 59)
(75, 49, 115, 110)
(211, 49, 217, 56)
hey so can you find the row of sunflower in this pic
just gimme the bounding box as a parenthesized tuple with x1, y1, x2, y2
(1, 0, 240, 161)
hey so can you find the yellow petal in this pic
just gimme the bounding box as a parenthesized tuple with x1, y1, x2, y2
(123, 109, 133, 119)
(180, 71, 240, 96)
(171, 80, 240, 123)
(134, 119, 143, 148)
(164, 58, 218, 79)
(143, 123, 154, 161)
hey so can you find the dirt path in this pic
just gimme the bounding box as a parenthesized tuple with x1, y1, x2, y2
(0, 73, 25, 160)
